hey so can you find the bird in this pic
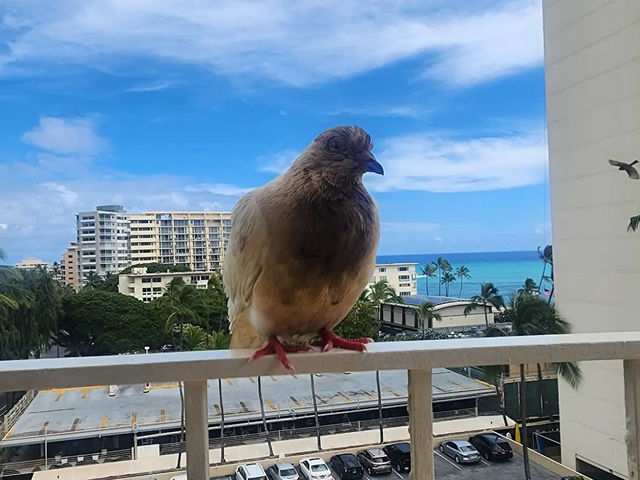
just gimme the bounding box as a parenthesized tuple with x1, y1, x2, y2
(608, 159, 639, 179)
(223, 126, 384, 371)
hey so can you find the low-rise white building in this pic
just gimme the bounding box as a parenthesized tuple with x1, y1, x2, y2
(369, 263, 418, 297)
(118, 267, 213, 302)
(14, 257, 51, 270)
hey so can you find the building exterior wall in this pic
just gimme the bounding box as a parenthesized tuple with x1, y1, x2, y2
(129, 211, 231, 272)
(76, 205, 130, 281)
(60, 243, 80, 292)
(118, 267, 213, 302)
(370, 263, 418, 296)
(543, 1, 640, 477)
(14, 257, 50, 270)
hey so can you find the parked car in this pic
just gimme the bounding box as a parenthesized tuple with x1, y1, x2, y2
(357, 448, 392, 476)
(468, 433, 514, 461)
(383, 442, 411, 472)
(299, 457, 334, 480)
(235, 463, 268, 480)
(267, 462, 300, 480)
(438, 440, 481, 464)
(330, 454, 364, 480)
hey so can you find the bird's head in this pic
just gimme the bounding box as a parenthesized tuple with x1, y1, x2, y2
(306, 126, 384, 177)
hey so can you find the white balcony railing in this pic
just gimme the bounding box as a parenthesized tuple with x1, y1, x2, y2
(2, 332, 640, 479)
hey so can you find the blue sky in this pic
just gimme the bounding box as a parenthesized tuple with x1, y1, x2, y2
(0, 0, 550, 264)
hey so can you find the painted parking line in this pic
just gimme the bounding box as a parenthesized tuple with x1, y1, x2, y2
(434, 449, 462, 470)
(480, 459, 491, 466)
(391, 468, 405, 479)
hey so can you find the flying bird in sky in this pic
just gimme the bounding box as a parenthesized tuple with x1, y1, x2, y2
(223, 126, 384, 370)
(609, 159, 639, 179)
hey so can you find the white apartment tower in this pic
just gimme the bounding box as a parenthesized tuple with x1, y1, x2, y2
(76, 205, 130, 280)
(544, 1, 640, 479)
(129, 211, 231, 271)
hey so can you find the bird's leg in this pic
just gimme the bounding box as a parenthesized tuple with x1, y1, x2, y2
(315, 329, 373, 352)
(249, 336, 310, 371)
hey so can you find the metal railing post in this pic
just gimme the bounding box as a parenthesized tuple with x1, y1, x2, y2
(185, 379, 209, 479)
(408, 369, 434, 480)
(624, 359, 640, 479)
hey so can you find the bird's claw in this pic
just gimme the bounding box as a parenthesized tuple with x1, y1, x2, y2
(249, 337, 312, 372)
(314, 329, 370, 352)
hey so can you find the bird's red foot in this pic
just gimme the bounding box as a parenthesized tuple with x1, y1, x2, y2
(314, 329, 373, 352)
(249, 336, 311, 371)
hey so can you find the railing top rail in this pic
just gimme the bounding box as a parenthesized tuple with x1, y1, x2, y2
(2, 332, 640, 391)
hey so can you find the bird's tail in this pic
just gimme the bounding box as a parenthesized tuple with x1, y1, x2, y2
(229, 310, 266, 349)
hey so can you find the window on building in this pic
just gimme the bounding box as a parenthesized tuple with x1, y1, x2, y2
(152, 277, 161, 283)
(378, 267, 386, 273)
(142, 278, 152, 283)
(398, 266, 409, 271)
(400, 291, 410, 296)
(398, 275, 410, 280)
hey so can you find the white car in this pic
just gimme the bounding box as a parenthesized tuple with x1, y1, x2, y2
(298, 457, 334, 480)
(235, 463, 268, 480)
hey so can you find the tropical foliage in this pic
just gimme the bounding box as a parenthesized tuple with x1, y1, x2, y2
(463, 282, 505, 327)
(485, 293, 581, 480)
(440, 271, 456, 296)
(0, 266, 63, 360)
(333, 297, 377, 340)
(416, 301, 440, 331)
(418, 263, 437, 295)
(455, 265, 471, 297)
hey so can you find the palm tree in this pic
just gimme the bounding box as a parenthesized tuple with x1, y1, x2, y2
(416, 301, 441, 332)
(629, 214, 640, 232)
(419, 263, 437, 295)
(441, 271, 456, 297)
(464, 282, 504, 328)
(164, 279, 201, 351)
(537, 245, 553, 298)
(455, 265, 471, 298)
(519, 278, 538, 296)
(434, 257, 451, 295)
(486, 294, 582, 480)
(366, 280, 403, 323)
(83, 271, 104, 290)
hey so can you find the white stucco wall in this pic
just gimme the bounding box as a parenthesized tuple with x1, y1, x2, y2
(543, 0, 640, 477)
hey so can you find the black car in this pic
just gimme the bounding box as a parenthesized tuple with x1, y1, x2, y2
(383, 443, 411, 472)
(330, 454, 364, 480)
(468, 433, 514, 461)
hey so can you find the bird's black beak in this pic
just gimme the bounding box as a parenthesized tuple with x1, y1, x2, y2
(361, 151, 384, 175)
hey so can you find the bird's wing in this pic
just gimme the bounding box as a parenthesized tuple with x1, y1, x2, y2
(609, 159, 624, 167)
(223, 190, 267, 340)
(629, 166, 640, 179)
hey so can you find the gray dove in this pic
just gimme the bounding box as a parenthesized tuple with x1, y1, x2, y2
(223, 126, 383, 370)
(609, 159, 639, 179)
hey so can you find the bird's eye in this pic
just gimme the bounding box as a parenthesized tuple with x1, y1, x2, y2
(328, 139, 341, 152)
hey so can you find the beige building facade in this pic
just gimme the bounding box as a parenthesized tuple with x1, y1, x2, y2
(60, 243, 80, 291)
(369, 263, 418, 297)
(543, 1, 640, 478)
(130, 211, 231, 271)
(14, 257, 50, 270)
(118, 266, 213, 302)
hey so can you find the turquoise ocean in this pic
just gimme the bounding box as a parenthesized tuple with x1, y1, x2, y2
(376, 250, 544, 300)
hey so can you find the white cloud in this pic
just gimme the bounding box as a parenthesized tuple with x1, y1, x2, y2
(366, 129, 547, 193)
(257, 150, 298, 175)
(125, 81, 173, 93)
(0, 0, 543, 87)
(21, 116, 107, 155)
(328, 106, 431, 119)
(0, 224, 7, 230)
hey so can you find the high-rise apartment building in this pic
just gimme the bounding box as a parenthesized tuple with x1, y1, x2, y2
(543, 1, 640, 478)
(129, 211, 231, 271)
(60, 242, 80, 291)
(369, 263, 418, 297)
(76, 205, 130, 280)
(14, 257, 51, 270)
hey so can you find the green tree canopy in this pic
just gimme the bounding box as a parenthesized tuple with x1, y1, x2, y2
(464, 282, 505, 327)
(334, 297, 378, 340)
(57, 290, 168, 356)
(416, 301, 441, 331)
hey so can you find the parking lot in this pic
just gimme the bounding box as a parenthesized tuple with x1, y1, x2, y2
(214, 449, 562, 480)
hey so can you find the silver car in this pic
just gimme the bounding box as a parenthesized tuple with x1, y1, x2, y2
(267, 462, 300, 480)
(438, 440, 481, 464)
